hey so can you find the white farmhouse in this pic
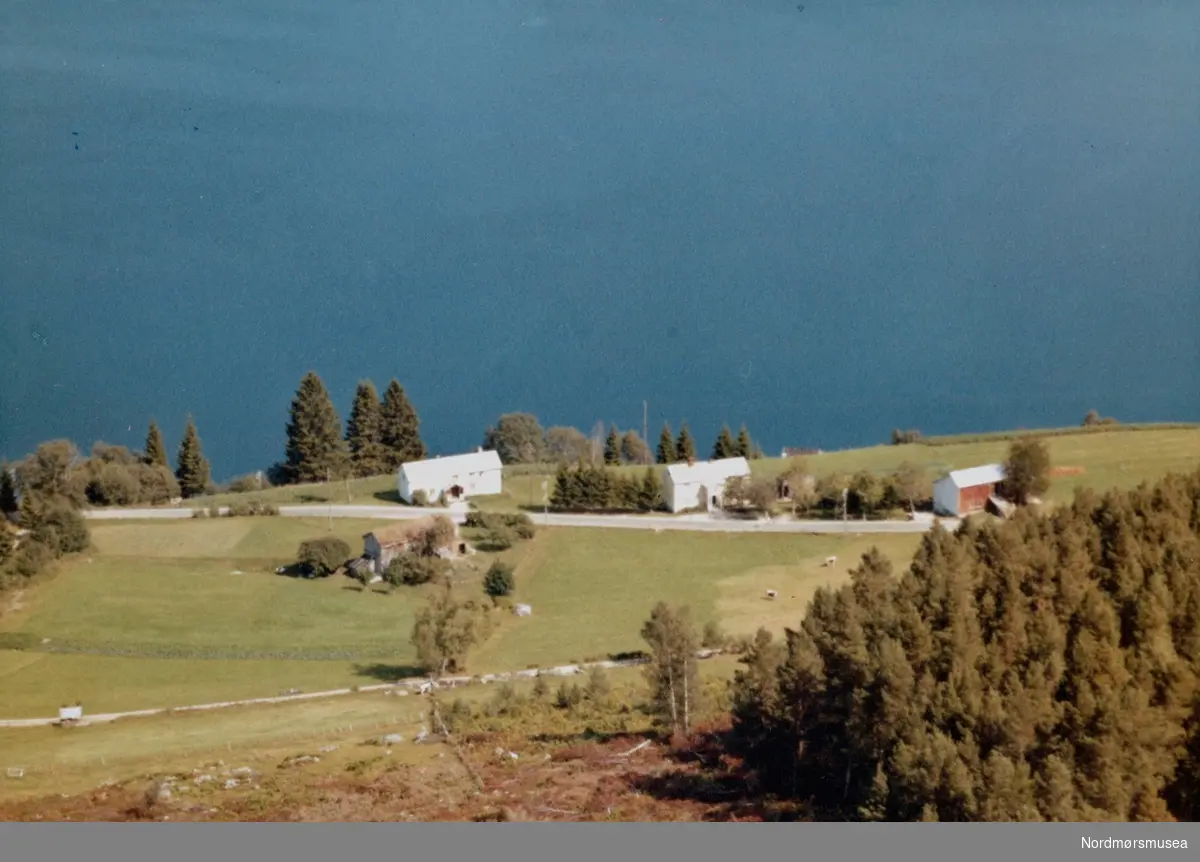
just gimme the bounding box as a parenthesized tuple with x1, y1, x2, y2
(663, 456, 751, 513)
(397, 449, 504, 504)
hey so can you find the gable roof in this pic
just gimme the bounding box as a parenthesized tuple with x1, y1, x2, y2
(399, 450, 503, 486)
(666, 457, 751, 485)
(938, 463, 1006, 489)
(366, 516, 449, 547)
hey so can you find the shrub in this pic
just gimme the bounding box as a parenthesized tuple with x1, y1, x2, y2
(701, 620, 727, 650)
(482, 524, 516, 551)
(297, 537, 352, 577)
(207, 505, 221, 518)
(191, 508, 208, 519)
(584, 665, 611, 702)
(410, 489, 429, 507)
(385, 552, 450, 586)
(532, 674, 550, 700)
(555, 682, 583, 710)
(483, 561, 515, 599)
(227, 473, 270, 494)
(413, 516, 457, 556)
(13, 540, 55, 579)
(84, 463, 140, 507)
(32, 504, 89, 555)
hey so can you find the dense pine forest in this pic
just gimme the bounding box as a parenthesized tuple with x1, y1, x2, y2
(726, 469, 1200, 821)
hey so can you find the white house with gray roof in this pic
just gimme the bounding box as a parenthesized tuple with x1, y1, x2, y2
(663, 456, 751, 513)
(397, 449, 503, 504)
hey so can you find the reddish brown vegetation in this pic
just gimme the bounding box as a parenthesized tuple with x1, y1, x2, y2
(0, 729, 802, 823)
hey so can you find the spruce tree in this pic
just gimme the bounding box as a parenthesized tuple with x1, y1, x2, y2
(345, 380, 388, 477)
(656, 423, 675, 465)
(0, 523, 12, 564)
(0, 462, 18, 514)
(638, 468, 663, 512)
(712, 425, 737, 460)
(550, 463, 575, 510)
(143, 420, 169, 468)
(284, 372, 346, 484)
(380, 379, 426, 469)
(735, 424, 753, 459)
(604, 425, 621, 465)
(174, 416, 211, 498)
(676, 423, 696, 463)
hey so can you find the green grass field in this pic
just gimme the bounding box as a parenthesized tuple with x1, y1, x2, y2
(760, 426, 1200, 504)
(179, 426, 1200, 515)
(0, 515, 915, 718)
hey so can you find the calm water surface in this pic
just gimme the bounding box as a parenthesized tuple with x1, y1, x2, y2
(2, 0, 1198, 475)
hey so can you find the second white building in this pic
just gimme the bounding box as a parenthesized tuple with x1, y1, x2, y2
(663, 456, 752, 513)
(397, 449, 504, 504)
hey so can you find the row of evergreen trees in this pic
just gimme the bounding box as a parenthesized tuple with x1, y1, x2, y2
(283, 373, 425, 483)
(550, 463, 663, 512)
(655, 422, 763, 466)
(727, 468, 1200, 821)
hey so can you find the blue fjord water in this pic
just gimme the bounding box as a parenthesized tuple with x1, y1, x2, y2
(2, 0, 1198, 477)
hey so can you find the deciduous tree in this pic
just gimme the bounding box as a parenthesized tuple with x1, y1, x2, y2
(1004, 437, 1051, 505)
(483, 413, 545, 465)
(621, 430, 651, 465)
(411, 584, 492, 676)
(641, 602, 700, 736)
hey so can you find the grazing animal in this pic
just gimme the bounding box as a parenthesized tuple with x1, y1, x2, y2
(824, 555, 837, 567)
(766, 590, 778, 600)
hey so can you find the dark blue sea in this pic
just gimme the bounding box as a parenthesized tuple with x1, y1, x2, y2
(3, 0, 1198, 478)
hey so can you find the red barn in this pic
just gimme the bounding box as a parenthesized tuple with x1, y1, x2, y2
(932, 464, 1007, 517)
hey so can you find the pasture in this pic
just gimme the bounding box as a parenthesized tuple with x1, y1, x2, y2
(0, 516, 918, 718)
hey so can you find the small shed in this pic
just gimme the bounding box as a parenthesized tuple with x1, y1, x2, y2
(664, 456, 751, 513)
(933, 464, 1007, 517)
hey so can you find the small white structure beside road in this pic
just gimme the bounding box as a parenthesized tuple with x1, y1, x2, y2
(398, 449, 503, 504)
(933, 463, 1007, 517)
(663, 456, 751, 513)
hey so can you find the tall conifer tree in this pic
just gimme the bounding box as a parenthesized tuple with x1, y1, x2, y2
(675, 423, 696, 463)
(284, 371, 346, 484)
(656, 423, 675, 465)
(604, 425, 621, 465)
(380, 380, 426, 469)
(143, 420, 169, 468)
(175, 416, 211, 498)
(345, 380, 387, 477)
(712, 425, 737, 460)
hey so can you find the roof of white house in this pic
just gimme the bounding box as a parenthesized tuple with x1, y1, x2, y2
(938, 463, 1006, 489)
(666, 457, 751, 485)
(399, 449, 503, 485)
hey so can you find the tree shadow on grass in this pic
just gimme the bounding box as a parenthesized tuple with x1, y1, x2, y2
(354, 662, 426, 683)
(296, 493, 331, 504)
(372, 489, 406, 505)
(625, 729, 802, 822)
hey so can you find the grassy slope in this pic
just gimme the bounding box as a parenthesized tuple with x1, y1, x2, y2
(182, 427, 1200, 513)
(480, 528, 922, 671)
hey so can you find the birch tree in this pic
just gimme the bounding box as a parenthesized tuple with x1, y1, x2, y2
(641, 602, 700, 737)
